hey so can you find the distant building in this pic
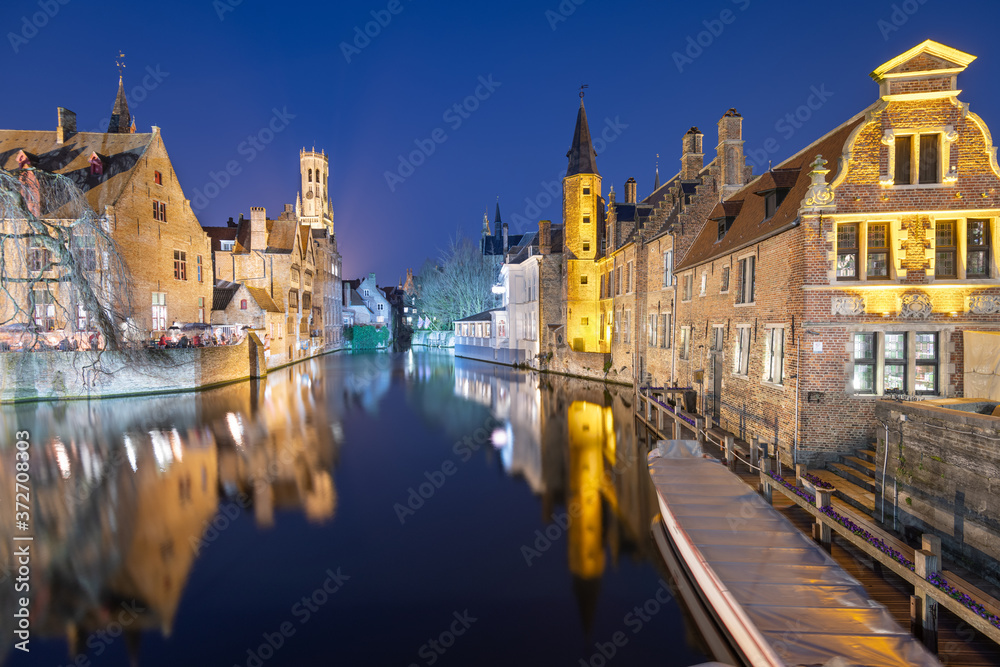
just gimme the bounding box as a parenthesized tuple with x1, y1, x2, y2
(480, 199, 523, 258)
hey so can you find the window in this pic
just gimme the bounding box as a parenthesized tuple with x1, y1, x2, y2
(720, 266, 730, 293)
(968, 219, 991, 278)
(197, 297, 205, 324)
(240, 299, 248, 310)
(153, 200, 167, 222)
(884, 332, 906, 394)
(615, 267, 621, 295)
(583, 187, 591, 195)
(580, 276, 588, 285)
(853, 331, 940, 396)
(626, 262, 633, 293)
(613, 311, 620, 343)
(700, 272, 707, 297)
(289, 290, 299, 310)
(32, 287, 54, 331)
(682, 274, 693, 301)
(377, 302, 384, 311)
(364, 288, 370, 297)
(151, 292, 167, 331)
(583, 242, 590, 252)
(712, 326, 724, 351)
(915, 332, 938, 394)
(763, 327, 784, 385)
(717, 216, 734, 240)
(853, 333, 877, 393)
(648, 314, 657, 346)
(308, 169, 313, 182)
(679, 327, 690, 360)
(661, 314, 671, 349)
(580, 317, 588, 326)
(867, 223, 889, 279)
(583, 216, 591, 224)
(599, 314, 605, 341)
(28, 244, 51, 272)
(76, 304, 89, 331)
(662, 251, 673, 287)
(600, 274, 605, 299)
(894, 134, 940, 185)
(196, 255, 203, 282)
(173, 250, 187, 280)
(221, 240, 235, 252)
(837, 223, 859, 279)
(736, 256, 755, 303)
(763, 189, 788, 218)
(623, 310, 630, 344)
(154, 171, 162, 185)
(935, 220, 957, 278)
(734, 326, 751, 376)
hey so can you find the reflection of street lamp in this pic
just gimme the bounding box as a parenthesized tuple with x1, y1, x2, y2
(491, 285, 505, 294)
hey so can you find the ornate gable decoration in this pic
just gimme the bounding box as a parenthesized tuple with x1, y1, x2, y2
(968, 294, 1000, 315)
(870, 40, 976, 98)
(831, 295, 865, 316)
(801, 155, 835, 213)
(899, 292, 933, 319)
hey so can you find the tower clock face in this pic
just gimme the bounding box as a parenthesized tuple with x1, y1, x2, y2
(306, 190, 314, 199)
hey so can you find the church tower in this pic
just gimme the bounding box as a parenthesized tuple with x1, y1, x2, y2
(563, 96, 603, 352)
(297, 148, 334, 234)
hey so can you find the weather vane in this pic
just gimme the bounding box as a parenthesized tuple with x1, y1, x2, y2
(116, 51, 126, 78)
(579, 84, 589, 99)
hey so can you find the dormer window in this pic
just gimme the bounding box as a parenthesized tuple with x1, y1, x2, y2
(717, 216, 735, 241)
(764, 188, 789, 218)
(154, 170, 162, 185)
(220, 240, 235, 251)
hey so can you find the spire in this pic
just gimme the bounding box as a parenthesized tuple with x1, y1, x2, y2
(566, 91, 599, 177)
(107, 75, 132, 134)
(482, 211, 490, 236)
(654, 154, 661, 191)
(494, 197, 502, 225)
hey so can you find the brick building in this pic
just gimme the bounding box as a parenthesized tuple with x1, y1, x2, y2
(0, 77, 213, 336)
(668, 40, 1000, 465)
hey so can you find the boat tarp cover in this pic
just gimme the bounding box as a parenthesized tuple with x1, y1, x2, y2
(648, 444, 941, 667)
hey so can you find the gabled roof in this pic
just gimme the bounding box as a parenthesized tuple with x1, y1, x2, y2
(0, 130, 154, 215)
(566, 100, 599, 177)
(246, 286, 281, 313)
(870, 39, 976, 82)
(212, 281, 241, 311)
(752, 168, 800, 194)
(677, 112, 867, 271)
(349, 289, 366, 307)
(455, 307, 502, 323)
(265, 219, 297, 254)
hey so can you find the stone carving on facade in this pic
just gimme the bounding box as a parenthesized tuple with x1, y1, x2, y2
(968, 293, 1000, 315)
(802, 155, 836, 211)
(831, 295, 865, 316)
(899, 292, 933, 319)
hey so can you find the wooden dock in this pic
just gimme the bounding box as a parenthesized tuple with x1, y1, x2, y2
(636, 388, 1000, 667)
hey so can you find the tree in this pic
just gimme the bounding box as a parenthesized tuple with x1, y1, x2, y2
(0, 167, 141, 368)
(418, 234, 500, 330)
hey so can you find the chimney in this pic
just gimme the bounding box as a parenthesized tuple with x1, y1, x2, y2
(624, 177, 637, 204)
(539, 220, 552, 255)
(717, 108, 746, 199)
(56, 107, 76, 144)
(250, 206, 267, 251)
(681, 126, 704, 180)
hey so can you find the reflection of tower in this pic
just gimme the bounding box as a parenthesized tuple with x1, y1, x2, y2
(567, 400, 606, 635)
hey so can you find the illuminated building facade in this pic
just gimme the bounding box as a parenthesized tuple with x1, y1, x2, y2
(668, 40, 1000, 464)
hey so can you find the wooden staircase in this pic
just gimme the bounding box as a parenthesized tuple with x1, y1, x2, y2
(807, 444, 883, 518)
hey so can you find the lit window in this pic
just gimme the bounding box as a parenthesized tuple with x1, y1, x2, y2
(893, 133, 940, 185)
(935, 220, 957, 278)
(915, 332, 938, 394)
(151, 292, 167, 331)
(867, 223, 889, 279)
(852, 331, 940, 396)
(837, 223, 859, 279)
(968, 219, 991, 278)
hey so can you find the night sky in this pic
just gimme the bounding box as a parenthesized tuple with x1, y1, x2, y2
(4, 0, 1000, 284)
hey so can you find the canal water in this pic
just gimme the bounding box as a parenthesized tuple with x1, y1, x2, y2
(0, 351, 710, 666)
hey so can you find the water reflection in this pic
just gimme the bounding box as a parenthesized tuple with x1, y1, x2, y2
(1, 352, 703, 666)
(0, 361, 340, 664)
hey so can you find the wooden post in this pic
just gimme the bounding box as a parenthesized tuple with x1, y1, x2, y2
(724, 434, 735, 472)
(815, 489, 833, 549)
(796, 463, 807, 488)
(656, 405, 664, 434)
(922, 534, 942, 559)
(915, 548, 940, 653)
(759, 457, 773, 504)
(750, 436, 759, 469)
(695, 417, 706, 449)
(910, 595, 922, 639)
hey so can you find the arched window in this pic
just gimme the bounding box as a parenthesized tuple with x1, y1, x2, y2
(308, 169, 312, 182)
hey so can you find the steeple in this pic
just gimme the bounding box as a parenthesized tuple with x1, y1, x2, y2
(482, 211, 490, 236)
(494, 197, 502, 227)
(107, 75, 133, 134)
(654, 154, 661, 191)
(566, 95, 599, 177)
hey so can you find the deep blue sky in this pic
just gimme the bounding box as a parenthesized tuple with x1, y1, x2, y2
(4, 0, 1000, 284)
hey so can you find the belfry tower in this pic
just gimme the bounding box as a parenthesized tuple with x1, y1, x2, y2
(297, 148, 334, 234)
